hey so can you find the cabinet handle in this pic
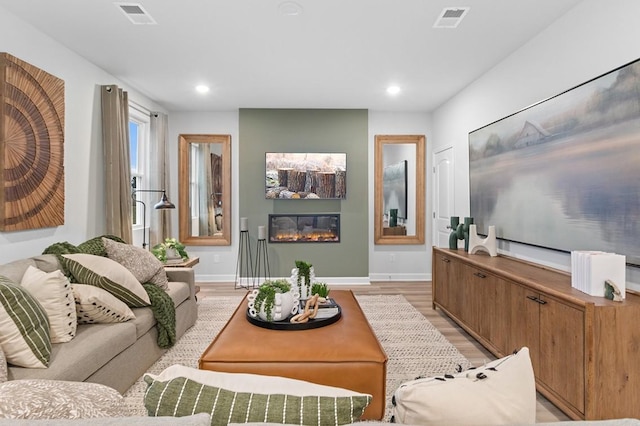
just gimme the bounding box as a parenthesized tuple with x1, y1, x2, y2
(442, 258, 451, 263)
(473, 272, 486, 279)
(526, 295, 547, 305)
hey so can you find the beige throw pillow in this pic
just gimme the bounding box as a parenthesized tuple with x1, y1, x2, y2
(62, 254, 150, 307)
(20, 266, 77, 343)
(102, 238, 169, 290)
(0, 275, 51, 368)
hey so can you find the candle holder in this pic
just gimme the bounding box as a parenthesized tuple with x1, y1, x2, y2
(254, 227, 270, 287)
(235, 226, 255, 289)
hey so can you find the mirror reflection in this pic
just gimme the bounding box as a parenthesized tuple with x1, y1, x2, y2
(374, 135, 425, 245)
(179, 134, 231, 246)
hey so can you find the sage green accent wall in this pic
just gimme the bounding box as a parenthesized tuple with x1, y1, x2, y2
(239, 109, 368, 278)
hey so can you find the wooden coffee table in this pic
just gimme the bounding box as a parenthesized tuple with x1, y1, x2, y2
(199, 290, 388, 420)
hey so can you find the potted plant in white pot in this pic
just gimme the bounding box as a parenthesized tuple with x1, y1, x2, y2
(247, 279, 299, 322)
(151, 238, 189, 264)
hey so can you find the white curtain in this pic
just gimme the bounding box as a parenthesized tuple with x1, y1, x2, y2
(149, 112, 172, 247)
(101, 85, 132, 243)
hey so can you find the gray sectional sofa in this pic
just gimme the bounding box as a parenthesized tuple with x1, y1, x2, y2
(0, 253, 197, 393)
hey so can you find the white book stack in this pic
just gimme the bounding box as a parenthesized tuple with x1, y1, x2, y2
(571, 251, 626, 299)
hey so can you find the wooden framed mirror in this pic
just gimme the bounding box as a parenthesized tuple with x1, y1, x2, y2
(178, 134, 231, 245)
(374, 135, 425, 245)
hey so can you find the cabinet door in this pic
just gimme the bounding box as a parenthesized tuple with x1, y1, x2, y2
(464, 266, 511, 354)
(538, 295, 585, 415)
(505, 284, 540, 373)
(433, 253, 464, 320)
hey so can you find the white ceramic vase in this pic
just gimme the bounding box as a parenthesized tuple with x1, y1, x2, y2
(247, 288, 299, 322)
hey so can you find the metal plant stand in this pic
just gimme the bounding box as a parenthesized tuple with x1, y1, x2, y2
(234, 230, 255, 289)
(254, 236, 270, 287)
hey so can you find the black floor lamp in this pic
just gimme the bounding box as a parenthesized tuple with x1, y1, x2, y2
(131, 177, 175, 249)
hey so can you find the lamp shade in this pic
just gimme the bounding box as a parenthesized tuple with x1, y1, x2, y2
(154, 192, 175, 209)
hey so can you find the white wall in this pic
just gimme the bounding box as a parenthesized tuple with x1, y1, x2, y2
(168, 112, 239, 282)
(431, 0, 640, 290)
(368, 111, 432, 281)
(0, 7, 164, 264)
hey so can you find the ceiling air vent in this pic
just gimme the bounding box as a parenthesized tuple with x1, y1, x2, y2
(433, 7, 469, 29)
(114, 2, 157, 25)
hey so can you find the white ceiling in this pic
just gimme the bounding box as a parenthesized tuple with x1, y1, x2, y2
(0, 0, 584, 112)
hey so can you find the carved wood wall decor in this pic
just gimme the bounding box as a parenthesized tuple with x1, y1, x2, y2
(0, 53, 65, 231)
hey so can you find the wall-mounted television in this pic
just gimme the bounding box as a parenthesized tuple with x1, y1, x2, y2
(265, 152, 347, 200)
(469, 58, 640, 266)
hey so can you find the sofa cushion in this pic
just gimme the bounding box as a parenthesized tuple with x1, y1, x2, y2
(21, 266, 77, 343)
(391, 347, 536, 425)
(144, 365, 372, 425)
(0, 379, 122, 419)
(0, 275, 51, 368)
(102, 238, 169, 290)
(73, 284, 135, 324)
(62, 254, 150, 307)
(8, 321, 136, 382)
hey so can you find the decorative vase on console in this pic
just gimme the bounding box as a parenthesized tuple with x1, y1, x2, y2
(389, 209, 398, 227)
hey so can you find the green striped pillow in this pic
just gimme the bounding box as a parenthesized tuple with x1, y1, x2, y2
(0, 275, 51, 368)
(143, 375, 371, 426)
(62, 254, 150, 308)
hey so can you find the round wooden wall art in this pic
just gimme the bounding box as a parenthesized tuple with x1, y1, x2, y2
(0, 53, 65, 231)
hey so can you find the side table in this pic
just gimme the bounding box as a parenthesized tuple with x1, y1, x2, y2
(163, 257, 199, 268)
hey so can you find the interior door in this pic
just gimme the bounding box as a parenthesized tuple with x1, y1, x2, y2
(433, 147, 454, 247)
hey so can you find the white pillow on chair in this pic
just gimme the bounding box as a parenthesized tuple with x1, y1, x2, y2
(392, 347, 536, 425)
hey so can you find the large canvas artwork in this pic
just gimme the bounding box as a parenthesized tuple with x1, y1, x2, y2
(0, 53, 65, 231)
(469, 58, 640, 266)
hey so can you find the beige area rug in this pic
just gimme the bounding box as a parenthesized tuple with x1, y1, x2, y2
(122, 294, 473, 421)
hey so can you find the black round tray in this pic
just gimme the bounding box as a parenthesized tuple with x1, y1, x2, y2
(246, 304, 341, 330)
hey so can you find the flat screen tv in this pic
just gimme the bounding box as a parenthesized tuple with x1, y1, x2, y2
(469, 58, 640, 266)
(265, 152, 347, 200)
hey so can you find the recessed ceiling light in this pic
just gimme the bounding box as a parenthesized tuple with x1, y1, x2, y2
(195, 85, 210, 94)
(278, 1, 303, 16)
(387, 85, 401, 95)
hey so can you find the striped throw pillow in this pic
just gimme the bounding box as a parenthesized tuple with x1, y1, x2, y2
(0, 276, 51, 368)
(143, 375, 371, 426)
(62, 254, 150, 308)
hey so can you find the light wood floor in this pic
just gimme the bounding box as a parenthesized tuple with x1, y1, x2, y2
(197, 280, 571, 423)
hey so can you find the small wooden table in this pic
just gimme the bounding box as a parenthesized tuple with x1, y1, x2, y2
(163, 257, 199, 268)
(199, 290, 388, 420)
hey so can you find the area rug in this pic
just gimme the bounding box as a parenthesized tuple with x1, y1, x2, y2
(121, 294, 473, 421)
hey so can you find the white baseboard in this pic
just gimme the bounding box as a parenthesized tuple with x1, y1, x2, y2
(196, 274, 431, 284)
(369, 272, 431, 281)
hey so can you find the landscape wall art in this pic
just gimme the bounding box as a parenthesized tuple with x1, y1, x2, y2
(469, 58, 640, 266)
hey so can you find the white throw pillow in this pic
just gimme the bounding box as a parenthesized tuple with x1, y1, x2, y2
(62, 254, 150, 307)
(392, 347, 536, 425)
(20, 266, 77, 343)
(0, 275, 51, 368)
(72, 284, 135, 324)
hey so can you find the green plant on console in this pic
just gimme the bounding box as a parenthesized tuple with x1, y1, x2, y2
(254, 279, 291, 322)
(310, 282, 330, 298)
(151, 238, 189, 263)
(295, 260, 312, 295)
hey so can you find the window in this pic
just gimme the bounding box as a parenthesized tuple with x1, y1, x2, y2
(129, 104, 150, 228)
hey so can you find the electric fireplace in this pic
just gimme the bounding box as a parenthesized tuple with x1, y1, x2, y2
(268, 214, 340, 243)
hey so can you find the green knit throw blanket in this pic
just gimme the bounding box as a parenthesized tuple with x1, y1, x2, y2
(43, 235, 177, 349)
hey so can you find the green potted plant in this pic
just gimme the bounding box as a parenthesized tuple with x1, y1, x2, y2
(310, 282, 330, 299)
(250, 279, 295, 322)
(151, 238, 189, 263)
(294, 260, 313, 298)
